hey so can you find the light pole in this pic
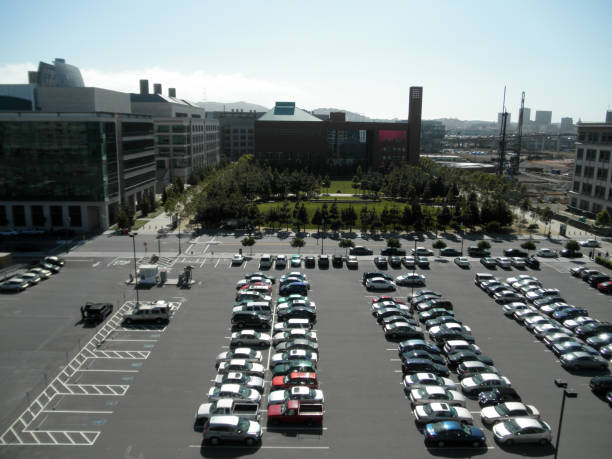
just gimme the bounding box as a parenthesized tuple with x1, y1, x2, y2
(129, 232, 139, 306)
(411, 236, 418, 299)
(321, 218, 325, 255)
(554, 379, 577, 459)
(177, 213, 182, 255)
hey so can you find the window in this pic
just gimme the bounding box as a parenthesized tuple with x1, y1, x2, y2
(576, 148, 583, 159)
(586, 149, 597, 161)
(584, 166, 594, 178)
(588, 132, 599, 143)
(50, 206, 63, 226)
(69, 206, 82, 227)
(157, 125, 169, 132)
(574, 165, 582, 176)
(31, 205, 45, 226)
(593, 203, 602, 212)
(595, 186, 606, 198)
(600, 150, 611, 162)
(12, 205, 25, 226)
(597, 169, 608, 181)
(582, 183, 592, 195)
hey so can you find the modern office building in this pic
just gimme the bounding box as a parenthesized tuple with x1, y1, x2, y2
(0, 110, 155, 231)
(254, 88, 422, 173)
(206, 110, 263, 161)
(560, 117, 575, 133)
(130, 80, 218, 190)
(421, 120, 446, 153)
(534, 110, 552, 132)
(519, 107, 531, 123)
(567, 116, 612, 216)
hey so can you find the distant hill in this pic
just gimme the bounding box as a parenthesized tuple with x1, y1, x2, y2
(196, 101, 269, 112)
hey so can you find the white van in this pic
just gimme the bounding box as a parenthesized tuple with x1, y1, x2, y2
(123, 300, 170, 324)
(259, 254, 272, 269)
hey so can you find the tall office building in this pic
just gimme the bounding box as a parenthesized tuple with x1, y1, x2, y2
(207, 110, 263, 161)
(535, 110, 552, 125)
(519, 107, 531, 124)
(606, 111, 612, 123)
(560, 117, 574, 133)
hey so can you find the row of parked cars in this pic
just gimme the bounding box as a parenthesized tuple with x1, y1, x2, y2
(0, 256, 64, 292)
(474, 272, 612, 403)
(249, 253, 359, 270)
(367, 282, 552, 447)
(571, 266, 612, 294)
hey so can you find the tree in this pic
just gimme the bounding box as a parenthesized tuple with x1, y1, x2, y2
(290, 237, 305, 253)
(565, 240, 580, 253)
(341, 206, 357, 232)
(520, 240, 536, 255)
(172, 176, 184, 194)
(386, 237, 401, 249)
(432, 240, 447, 254)
(339, 238, 354, 255)
(295, 204, 309, 233)
(540, 206, 554, 236)
(279, 201, 291, 231)
(596, 209, 611, 227)
(241, 236, 255, 255)
(116, 204, 134, 229)
(477, 240, 491, 250)
(312, 207, 323, 231)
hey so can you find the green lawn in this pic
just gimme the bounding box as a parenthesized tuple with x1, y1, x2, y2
(323, 180, 358, 194)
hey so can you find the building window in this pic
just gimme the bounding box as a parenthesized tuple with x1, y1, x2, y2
(597, 169, 608, 181)
(571, 198, 577, 207)
(12, 205, 25, 226)
(69, 206, 82, 227)
(593, 203, 602, 213)
(579, 200, 589, 210)
(582, 183, 592, 195)
(574, 165, 582, 176)
(576, 148, 583, 159)
(50, 206, 63, 226)
(588, 132, 599, 143)
(600, 150, 611, 162)
(157, 125, 169, 133)
(31, 205, 45, 226)
(595, 185, 606, 198)
(584, 166, 594, 178)
(586, 149, 597, 161)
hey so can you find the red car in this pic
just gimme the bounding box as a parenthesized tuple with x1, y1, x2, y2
(267, 400, 324, 425)
(598, 281, 612, 293)
(271, 371, 318, 390)
(372, 296, 406, 305)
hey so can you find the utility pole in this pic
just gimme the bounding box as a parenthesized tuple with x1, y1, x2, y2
(513, 91, 525, 175)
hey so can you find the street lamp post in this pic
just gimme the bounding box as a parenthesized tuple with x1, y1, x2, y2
(321, 219, 325, 255)
(177, 213, 181, 255)
(129, 232, 139, 306)
(554, 379, 577, 459)
(411, 236, 418, 299)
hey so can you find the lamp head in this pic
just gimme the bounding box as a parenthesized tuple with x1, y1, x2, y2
(554, 378, 568, 388)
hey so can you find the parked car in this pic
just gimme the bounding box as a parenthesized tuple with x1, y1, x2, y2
(381, 247, 406, 256)
(267, 400, 324, 425)
(480, 402, 540, 425)
(454, 257, 470, 268)
(524, 257, 540, 269)
(480, 257, 497, 268)
(202, 415, 262, 446)
(495, 257, 512, 269)
(536, 248, 558, 258)
(317, 254, 329, 268)
(0, 277, 29, 292)
(365, 277, 396, 291)
(409, 386, 467, 407)
(362, 271, 394, 285)
(230, 330, 271, 347)
(413, 247, 434, 256)
(80, 302, 113, 323)
(423, 421, 486, 448)
(504, 248, 528, 257)
(395, 273, 426, 286)
(374, 256, 388, 268)
(350, 246, 373, 255)
(403, 373, 457, 392)
(402, 256, 416, 268)
(461, 374, 512, 396)
(304, 256, 315, 268)
(589, 375, 612, 395)
(414, 402, 473, 426)
(440, 247, 462, 257)
(217, 359, 265, 377)
(478, 387, 521, 407)
(580, 239, 601, 247)
(346, 255, 358, 269)
(468, 246, 490, 257)
(492, 418, 552, 445)
(232, 254, 245, 265)
(559, 351, 609, 371)
(267, 385, 324, 406)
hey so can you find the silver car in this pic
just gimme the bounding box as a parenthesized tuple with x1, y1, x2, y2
(492, 417, 551, 445)
(203, 415, 262, 446)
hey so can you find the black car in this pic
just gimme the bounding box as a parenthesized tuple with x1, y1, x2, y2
(552, 308, 589, 321)
(446, 351, 494, 369)
(80, 302, 113, 323)
(332, 254, 343, 267)
(44, 256, 65, 267)
(398, 339, 442, 355)
(350, 246, 373, 255)
(381, 247, 406, 256)
(589, 274, 610, 287)
(430, 329, 475, 345)
(231, 311, 271, 329)
(560, 249, 583, 258)
(525, 257, 540, 269)
(388, 256, 402, 268)
(468, 246, 490, 257)
(362, 272, 393, 285)
(279, 282, 309, 296)
(590, 375, 612, 395)
(318, 254, 330, 268)
(478, 387, 521, 407)
(504, 248, 528, 257)
(575, 322, 612, 339)
(374, 256, 388, 268)
(400, 350, 446, 365)
(440, 247, 462, 256)
(401, 358, 449, 377)
(277, 306, 316, 321)
(480, 257, 497, 268)
(304, 256, 315, 268)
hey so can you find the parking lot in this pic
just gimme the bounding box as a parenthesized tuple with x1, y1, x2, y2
(1, 239, 611, 458)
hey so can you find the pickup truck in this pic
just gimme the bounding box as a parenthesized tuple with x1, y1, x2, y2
(267, 400, 324, 425)
(195, 399, 260, 427)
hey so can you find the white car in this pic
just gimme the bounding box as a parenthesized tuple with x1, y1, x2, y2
(580, 239, 600, 248)
(216, 348, 262, 367)
(413, 402, 473, 426)
(267, 386, 324, 406)
(29, 267, 52, 279)
(346, 256, 359, 268)
(230, 330, 271, 347)
(275, 255, 287, 268)
(480, 402, 540, 425)
(403, 373, 457, 392)
(273, 318, 312, 332)
(507, 275, 536, 286)
(412, 247, 434, 256)
(213, 372, 265, 393)
(236, 277, 272, 289)
(217, 359, 265, 377)
(270, 349, 318, 367)
(409, 386, 467, 407)
(429, 323, 472, 335)
(536, 248, 558, 257)
(365, 277, 396, 291)
(461, 373, 511, 395)
(232, 254, 244, 265)
(273, 329, 317, 345)
(454, 257, 470, 268)
(443, 340, 481, 355)
(207, 384, 261, 403)
(492, 417, 552, 445)
(503, 302, 528, 316)
(510, 257, 526, 268)
(495, 257, 512, 269)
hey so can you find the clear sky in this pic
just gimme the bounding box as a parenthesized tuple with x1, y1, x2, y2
(1, 0, 610, 122)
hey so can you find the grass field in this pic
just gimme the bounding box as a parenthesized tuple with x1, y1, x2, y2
(323, 180, 359, 194)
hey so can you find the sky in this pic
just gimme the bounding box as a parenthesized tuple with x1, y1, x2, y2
(0, 0, 611, 122)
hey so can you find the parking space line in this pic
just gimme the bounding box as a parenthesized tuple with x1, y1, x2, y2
(40, 410, 114, 414)
(106, 339, 158, 342)
(77, 369, 139, 373)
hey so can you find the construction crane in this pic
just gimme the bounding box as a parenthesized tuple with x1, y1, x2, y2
(498, 87, 508, 176)
(511, 91, 526, 175)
